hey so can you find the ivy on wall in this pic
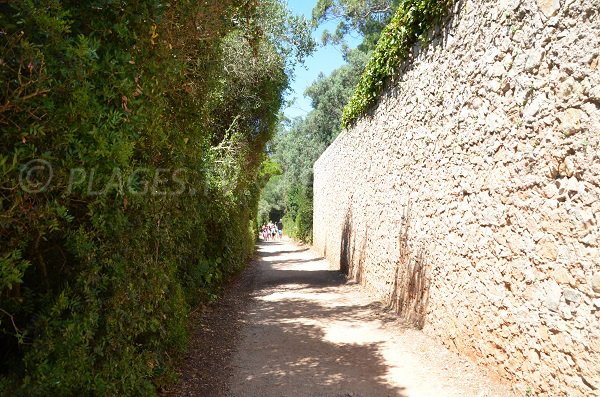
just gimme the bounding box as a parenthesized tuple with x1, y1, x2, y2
(341, 0, 453, 129)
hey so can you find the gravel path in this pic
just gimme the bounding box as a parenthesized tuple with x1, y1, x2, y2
(167, 239, 516, 397)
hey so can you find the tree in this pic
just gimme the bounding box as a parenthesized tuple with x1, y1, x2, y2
(312, 0, 401, 51)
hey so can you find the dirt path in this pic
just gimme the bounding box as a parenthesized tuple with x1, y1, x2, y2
(166, 239, 516, 396)
(228, 240, 515, 397)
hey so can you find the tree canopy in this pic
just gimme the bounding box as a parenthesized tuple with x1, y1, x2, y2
(313, 0, 400, 51)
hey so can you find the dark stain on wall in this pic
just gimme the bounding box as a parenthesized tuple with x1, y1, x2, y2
(389, 203, 430, 329)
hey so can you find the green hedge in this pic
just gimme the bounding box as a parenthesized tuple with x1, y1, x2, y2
(341, 0, 452, 128)
(282, 182, 313, 243)
(0, 1, 287, 395)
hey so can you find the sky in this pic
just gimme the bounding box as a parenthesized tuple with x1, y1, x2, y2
(283, 1, 362, 120)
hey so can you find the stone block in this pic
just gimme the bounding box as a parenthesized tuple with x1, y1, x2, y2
(558, 108, 585, 136)
(536, 237, 558, 262)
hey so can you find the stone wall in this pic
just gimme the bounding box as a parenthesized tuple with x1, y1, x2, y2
(313, 1, 600, 395)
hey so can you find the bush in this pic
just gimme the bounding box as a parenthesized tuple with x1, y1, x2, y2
(282, 183, 314, 243)
(0, 0, 310, 395)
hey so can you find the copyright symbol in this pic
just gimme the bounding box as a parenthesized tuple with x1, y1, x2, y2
(19, 159, 53, 193)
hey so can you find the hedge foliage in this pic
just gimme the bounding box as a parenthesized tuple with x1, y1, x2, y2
(0, 1, 310, 395)
(281, 180, 314, 243)
(341, 0, 452, 128)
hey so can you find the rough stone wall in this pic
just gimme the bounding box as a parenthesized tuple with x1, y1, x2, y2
(313, 1, 600, 395)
